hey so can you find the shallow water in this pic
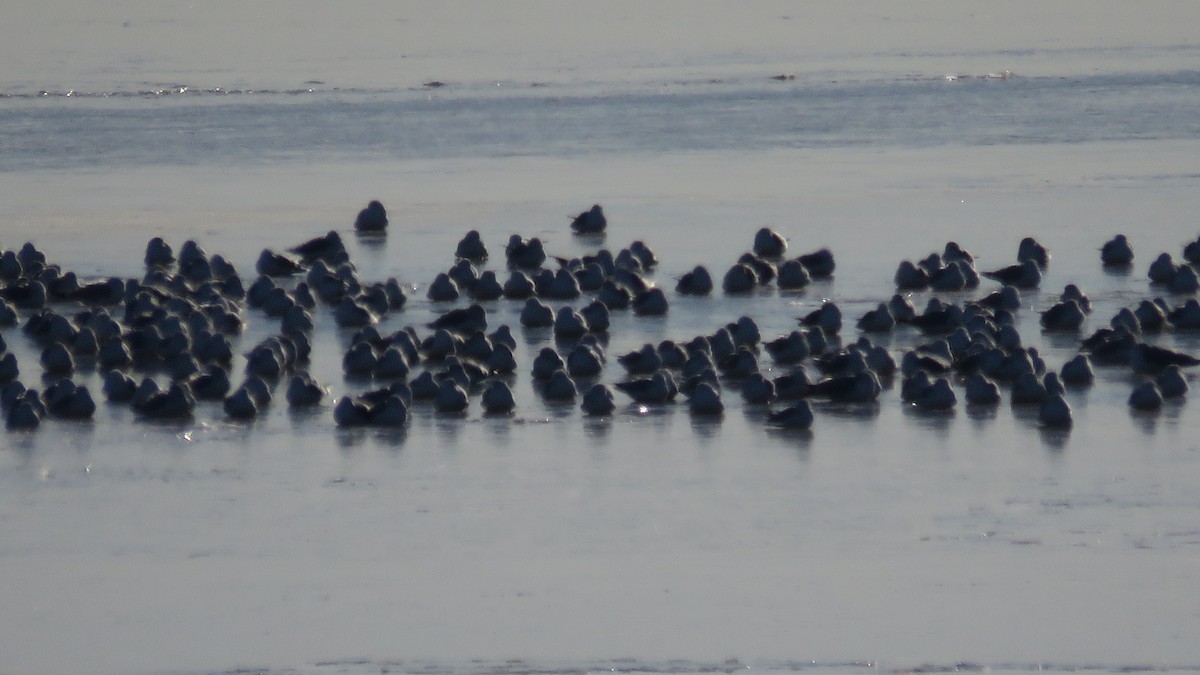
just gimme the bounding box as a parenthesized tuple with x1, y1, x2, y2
(2, 4, 1200, 675)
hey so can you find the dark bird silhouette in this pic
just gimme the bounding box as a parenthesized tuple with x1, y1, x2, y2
(570, 204, 607, 234)
(354, 200, 388, 232)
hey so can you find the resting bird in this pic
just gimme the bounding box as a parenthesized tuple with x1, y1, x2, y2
(429, 304, 487, 335)
(615, 370, 678, 404)
(982, 259, 1041, 289)
(806, 371, 881, 403)
(354, 200, 388, 232)
(1040, 299, 1086, 331)
(289, 230, 346, 265)
(1017, 236, 1050, 270)
(1129, 342, 1200, 374)
(570, 204, 607, 234)
(256, 249, 304, 277)
(1100, 234, 1134, 266)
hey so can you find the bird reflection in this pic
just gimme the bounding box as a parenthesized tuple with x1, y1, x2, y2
(901, 403, 954, 434)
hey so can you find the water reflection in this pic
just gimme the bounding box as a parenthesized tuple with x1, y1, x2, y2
(99, 400, 130, 424)
(1043, 331, 1085, 351)
(222, 418, 265, 446)
(623, 401, 677, 434)
(901, 404, 954, 435)
(1161, 398, 1186, 426)
(765, 426, 814, 452)
(6, 432, 37, 463)
(353, 230, 387, 253)
(1009, 403, 1040, 424)
(812, 400, 880, 422)
(1171, 330, 1200, 352)
(520, 327, 552, 348)
(581, 415, 613, 442)
(688, 412, 723, 441)
(539, 400, 576, 421)
(1038, 425, 1071, 451)
(335, 427, 368, 449)
(287, 405, 326, 425)
(1129, 407, 1161, 435)
(1103, 264, 1134, 279)
(554, 332, 609, 351)
(433, 411, 467, 443)
(739, 405, 772, 426)
(372, 427, 408, 449)
(965, 403, 999, 426)
(572, 231, 606, 246)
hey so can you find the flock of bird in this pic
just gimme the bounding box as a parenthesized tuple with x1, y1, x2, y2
(1, 199, 1199, 434)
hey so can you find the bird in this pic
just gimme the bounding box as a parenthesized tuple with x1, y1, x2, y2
(71, 277, 125, 305)
(565, 344, 604, 378)
(544, 269, 581, 300)
(776, 259, 811, 290)
(615, 370, 678, 404)
(766, 401, 814, 429)
(894, 260, 930, 290)
(455, 230, 489, 261)
(426, 273, 460, 302)
(504, 235, 546, 269)
(541, 369, 578, 402)
(929, 262, 971, 292)
(256, 249, 304, 277)
(618, 344, 663, 375)
(1039, 393, 1072, 427)
(135, 381, 196, 420)
(580, 301, 610, 333)
(797, 248, 836, 278)
(738, 253, 776, 285)
(354, 200, 388, 232)
(764, 331, 810, 364)
(800, 302, 842, 335)
(982, 259, 1041, 289)
(520, 298, 554, 328)
(570, 204, 607, 234)
(964, 373, 1002, 406)
(1129, 342, 1200, 374)
(1148, 253, 1178, 285)
(752, 227, 787, 258)
(434, 379, 469, 413)
(807, 371, 881, 403)
(1171, 266, 1200, 294)
(1017, 237, 1050, 270)
(289, 230, 346, 265)
(912, 377, 957, 411)
(857, 303, 895, 333)
(1060, 355, 1095, 386)
(1040, 299, 1086, 331)
(741, 373, 776, 404)
(676, 265, 714, 295)
(581, 383, 616, 415)
(1128, 382, 1164, 411)
(1100, 234, 1134, 266)
(1156, 365, 1189, 398)
(481, 380, 516, 413)
(722, 263, 757, 293)
(632, 288, 669, 316)
(43, 379, 95, 419)
(1061, 284, 1091, 313)
(430, 304, 488, 336)
(1171, 296, 1200, 329)
(502, 270, 536, 299)
(943, 241, 975, 265)
(286, 372, 325, 407)
(688, 382, 725, 415)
